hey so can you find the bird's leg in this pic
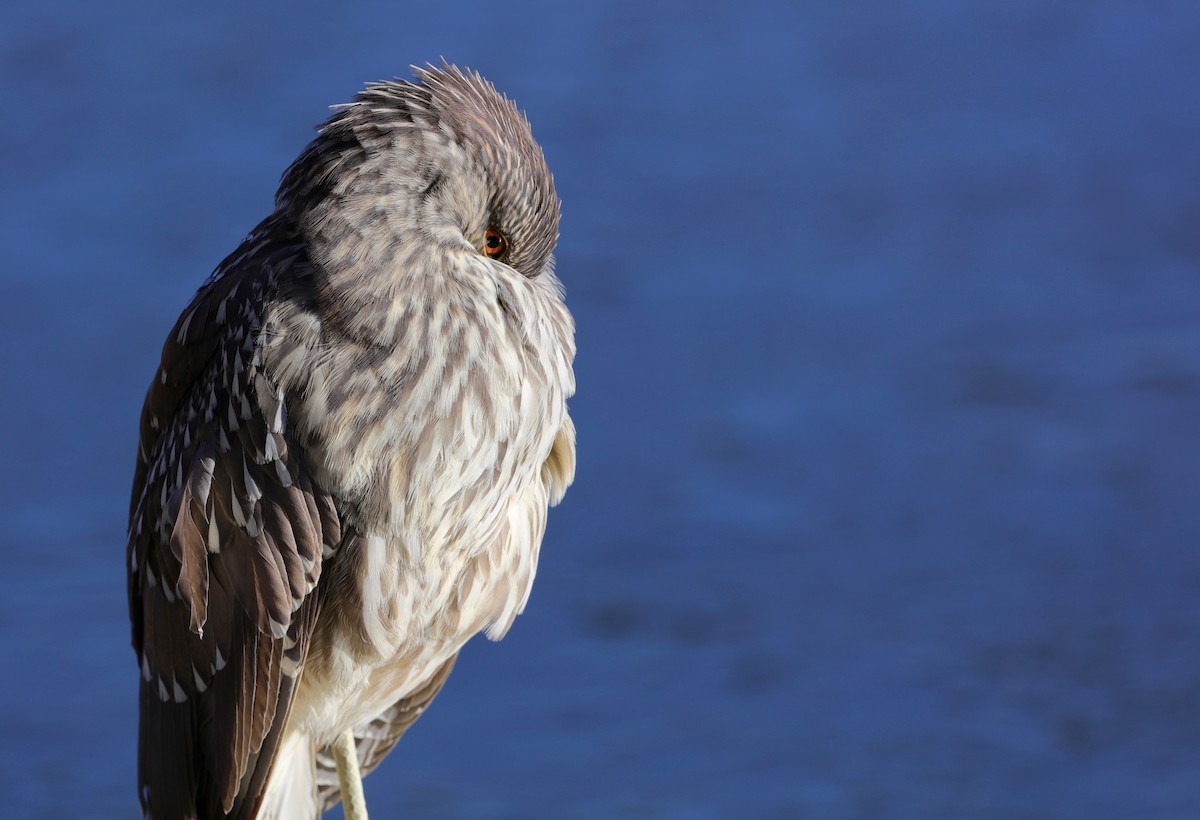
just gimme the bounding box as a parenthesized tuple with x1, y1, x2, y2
(332, 729, 369, 820)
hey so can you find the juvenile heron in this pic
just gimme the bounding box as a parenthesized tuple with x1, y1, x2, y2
(126, 64, 576, 819)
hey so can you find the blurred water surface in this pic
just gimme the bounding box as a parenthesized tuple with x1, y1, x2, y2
(1, 1, 1198, 817)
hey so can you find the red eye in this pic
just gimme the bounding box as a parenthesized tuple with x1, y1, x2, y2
(483, 227, 509, 261)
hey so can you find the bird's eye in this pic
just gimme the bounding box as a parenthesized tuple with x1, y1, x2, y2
(483, 227, 509, 262)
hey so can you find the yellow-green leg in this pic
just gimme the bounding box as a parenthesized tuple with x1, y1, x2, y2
(332, 729, 369, 820)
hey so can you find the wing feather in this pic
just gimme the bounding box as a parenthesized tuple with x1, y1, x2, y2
(128, 215, 340, 818)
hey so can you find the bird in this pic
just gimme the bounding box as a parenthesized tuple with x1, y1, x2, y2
(126, 63, 576, 819)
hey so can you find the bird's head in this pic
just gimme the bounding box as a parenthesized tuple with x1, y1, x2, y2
(276, 64, 561, 332)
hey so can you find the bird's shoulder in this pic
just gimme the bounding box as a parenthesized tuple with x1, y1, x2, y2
(133, 216, 300, 481)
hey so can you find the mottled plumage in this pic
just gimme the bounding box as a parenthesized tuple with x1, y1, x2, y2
(127, 64, 575, 819)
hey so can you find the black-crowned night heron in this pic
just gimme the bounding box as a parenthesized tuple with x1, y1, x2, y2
(126, 64, 575, 819)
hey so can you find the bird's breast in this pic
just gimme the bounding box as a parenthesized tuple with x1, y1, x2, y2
(262, 264, 571, 739)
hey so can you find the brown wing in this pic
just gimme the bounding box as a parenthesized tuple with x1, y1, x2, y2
(314, 654, 458, 812)
(128, 215, 341, 819)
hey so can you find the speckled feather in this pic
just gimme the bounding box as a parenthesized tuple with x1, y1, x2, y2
(127, 64, 575, 819)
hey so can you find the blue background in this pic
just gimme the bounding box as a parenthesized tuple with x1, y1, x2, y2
(2, 1, 1199, 817)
